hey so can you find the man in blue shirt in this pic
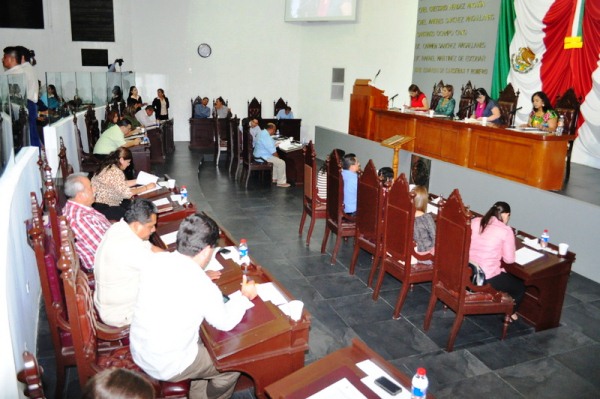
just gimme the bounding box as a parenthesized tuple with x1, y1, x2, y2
(276, 106, 294, 119)
(341, 154, 360, 215)
(193, 97, 211, 118)
(253, 123, 290, 187)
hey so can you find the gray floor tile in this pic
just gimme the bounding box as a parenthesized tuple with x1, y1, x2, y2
(327, 292, 394, 326)
(307, 273, 372, 299)
(434, 372, 522, 399)
(560, 302, 600, 341)
(554, 343, 600, 391)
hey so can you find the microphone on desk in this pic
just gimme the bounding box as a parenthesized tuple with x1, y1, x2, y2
(373, 69, 381, 85)
(509, 106, 523, 115)
(390, 94, 399, 100)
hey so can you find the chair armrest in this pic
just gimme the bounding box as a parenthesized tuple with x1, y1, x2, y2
(97, 323, 130, 341)
(51, 303, 71, 332)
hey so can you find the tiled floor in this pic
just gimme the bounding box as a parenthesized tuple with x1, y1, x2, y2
(37, 143, 600, 398)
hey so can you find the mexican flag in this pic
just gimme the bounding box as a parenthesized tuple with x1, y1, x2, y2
(493, 0, 600, 169)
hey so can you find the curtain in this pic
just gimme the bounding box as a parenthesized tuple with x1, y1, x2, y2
(491, 0, 517, 99)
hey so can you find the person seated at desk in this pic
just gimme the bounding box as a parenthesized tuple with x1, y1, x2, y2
(94, 199, 162, 328)
(135, 105, 158, 128)
(40, 84, 61, 111)
(434, 84, 456, 117)
(194, 97, 211, 118)
(249, 118, 262, 142)
(127, 85, 144, 110)
(317, 149, 346, 201)
(152, 88, 170, 121)
(276, 106, 294, 119)
(405, 84, 428, 111)
(254, 122, 290, 187)
(342, 153, 360, 216)
(130, 213, 258, 399)
(62, 173, 112, 272)
(123, 104, 143, 130)
(378, 166, 394, 184)
(469, 201, 525, 321)
(213, 96, 231, 118)
(105, 110, 121, 130)
(521, 91, 558, 132)
(93, 119, 141, 158)
(412, 186, 435, 259)
(91, 148, 156, 220)
(473, 88, 502, 124)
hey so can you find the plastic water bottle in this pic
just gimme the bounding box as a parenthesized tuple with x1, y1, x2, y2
(180, 186, 188, 204)
(540, 229, 549, 248)
(411, 367, 428, 398)
(142, 132, 149, 144)
(556, 115, 564, 136)
(239, 239, 250, 271)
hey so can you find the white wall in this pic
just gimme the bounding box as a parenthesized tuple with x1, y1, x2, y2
(2, 0, 419, 142)
(0, 148, 42, 399)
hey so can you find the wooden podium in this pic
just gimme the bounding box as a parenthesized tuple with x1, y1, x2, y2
(349, 79, 388, 140)
(380, 135, 415, 178)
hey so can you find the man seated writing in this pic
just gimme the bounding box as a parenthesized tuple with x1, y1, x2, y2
(276, 106, 294, 119)
(94, 199, 162, 327)
(342, 153, 360, 216)
(135, 105, 158, 127)
(254, 122, 290, 187)
(131, 213, 258, 399)
(62, 173, 112, 272)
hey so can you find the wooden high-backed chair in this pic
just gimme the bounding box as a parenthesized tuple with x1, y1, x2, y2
(349, 160, 387, 286)
(274, 98, 288, 116)
(554, 88, 582, 182)
(17, 352, 46, 399)
(320, 151, 356, 264)
(497, 83, 520, 126)
(457, 81, 477, 119)
(58, 136, 74, 180)
(229, 118, 242, 176)
(240, 130, 273, 188)
(248, 97, 262, 119)
(75, 113, 100, 174)
(298, 141, 327, 246)
(372, 174, 434, 318)
(191, 96, 202, 117)
(429, 80, 445, 111)
(423, 189, 514, 352)
(215, 116, 231, 166)
(57, 217, 190, 397)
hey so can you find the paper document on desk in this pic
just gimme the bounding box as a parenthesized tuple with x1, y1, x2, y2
(426, 203, 438, 215)
(278, 138, 302, 151)
(307, 378, 367, 399)
(257, 282, 288, 305)
(160, 231, 177, 246)
(137, 171, 159, 185)
(205, 248, 224, 271)
(227, 291, 254, 310)
(152, 198, 170, 207)
(523, 237, 543, 250)
(515, 247, 544, 265)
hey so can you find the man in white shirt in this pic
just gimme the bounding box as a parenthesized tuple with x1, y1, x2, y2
(135, 105, 158, 127)
(131, 213, 257, 399)
(94, 199, 161, 327)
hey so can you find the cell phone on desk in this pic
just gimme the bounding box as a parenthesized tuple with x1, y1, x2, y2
(374, 376, 402, 395)
(218, 248, 231, 255)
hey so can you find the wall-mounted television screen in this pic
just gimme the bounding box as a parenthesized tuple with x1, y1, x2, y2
(285, 0, 357, 22)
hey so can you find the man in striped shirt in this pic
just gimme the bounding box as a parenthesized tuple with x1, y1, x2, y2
(62, 173, 111, 271)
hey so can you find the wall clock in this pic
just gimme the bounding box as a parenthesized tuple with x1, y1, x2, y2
(197, 43, 212, 58)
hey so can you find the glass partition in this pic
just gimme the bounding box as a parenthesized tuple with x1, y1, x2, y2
(91, 72, 108, 106)
(0, 75, 15, 174)
(60, 72, 77, 106)
(75, 72, 93, 107)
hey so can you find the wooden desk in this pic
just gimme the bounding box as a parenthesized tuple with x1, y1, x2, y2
(277, 146, 304, 186)
(261, 119, 301, 141)
(146, 127, 165, 164)
(160, 119, 175, 155)
(504, 233, 575, 331)
(369, 109, 571, 190)
(265, 339, 434, 399)
(189, 118, 215, 150)
(138, 186, 197, 223)
(428, 196, 575, 332)
(153, 222, 311, 399)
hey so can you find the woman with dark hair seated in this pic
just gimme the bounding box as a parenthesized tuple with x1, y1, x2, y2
(405, 84, 429, 111)
(473, 88, 502, 124)
(522, 91, 558, 132)
(91, 147, 156, 220)
(469, 201, 525, 321)
(317, 148, 346, 200)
